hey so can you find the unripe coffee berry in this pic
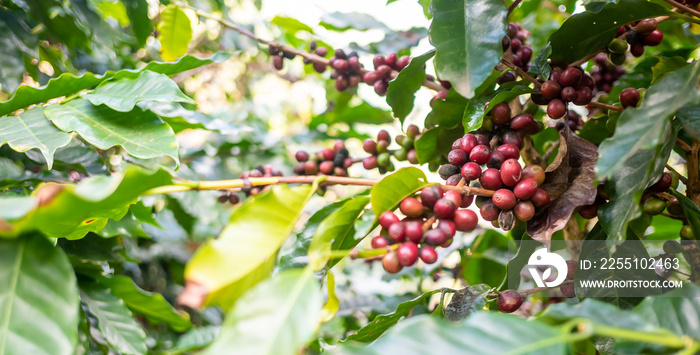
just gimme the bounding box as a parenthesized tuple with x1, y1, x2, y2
(382, 251, 403, 274)
(522, 165, 545, 186)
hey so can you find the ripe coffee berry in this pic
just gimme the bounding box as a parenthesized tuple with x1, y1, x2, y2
(420, 246, 438, 264)
(501, 131, 523, 148)
(363, 156, 379, 169)
(620, 88, 640, 108)
(438, 220, 457, 238)
(388, 222, 406, 242)
(460, 134, 478, 153)
(487, 152, 506, 169)
(492, 189, 517, 210)
(445, 174, 463, 186)
(461, 162, 482, 181)
(448, 149, 468, 166)
(540, 80, 561, 99)
(561, 283, 576, 298)
(480, 168, 504, 190)
(443, 190, 463, 207)
(500, 159, 522, 187)
(559, 67, 583, 87)
(454, 209, 478, 232)
(514, 178, 539, 200)
(470, 145, 492, 165)
(560, 86, 576, 102)
(547, 99, 566, 119)
(379, 211, 400, 229)
(400, 197, 425, 218)
(649, 172, 672, 192)
(433, 198, 457, 219)
(397, 242, 419, 266)
(509, 113, 534, 131)
(644, 29, 663, 46)
(404, 221, 424, 243)
(496, 144, 519, 161)
(421, 186, 444, 208)
(578, 203, 599, 219)
(498, 290, 523, 313)
(514, 201, 535, 221)
(480, 200, 501, 221)
(424, 229, 448, 246)
(382, 251, 403, 274)
(522, 165, 545, 185)
(491, 102, 512, 125)
(371, 236, 390, 249)
(295, 151, 309, 162)
(531, 189, 551, 207)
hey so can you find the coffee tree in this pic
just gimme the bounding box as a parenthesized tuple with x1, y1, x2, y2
(2, 0, 700, 353)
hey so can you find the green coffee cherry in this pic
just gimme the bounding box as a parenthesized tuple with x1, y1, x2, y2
(481, 116, 494, 132)
(609, 52, 626, 66)
(607, 38, 628, 54)
(394, 148, 408, 161)
(680, 225, 694, 239)
(667, 198, 684, 216)
(401, 137, 414, 150)
(377, 152, 391, 166)
(643, 197, 667, 215)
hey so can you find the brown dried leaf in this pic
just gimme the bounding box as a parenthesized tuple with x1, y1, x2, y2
(526, 127, 598, 242)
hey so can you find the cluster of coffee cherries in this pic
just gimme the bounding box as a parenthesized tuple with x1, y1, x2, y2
(373, 185, 478, 273)
(269, 45, 297, 71)
(532, 67, 595, 119)
(440, 108, 551, 231)
(217, 192, 241, 205)
(240, 165, 283, 196)
(328, 49, 365, 92)
(499, 22, 533, 84)
(293, 140, 352, 177)
(591, 53, 626, 93)
(363, 126, 421, 173)
(304, 41, 329, 73)
(625, 18, 664, 58)
(363, 53, 410, 96)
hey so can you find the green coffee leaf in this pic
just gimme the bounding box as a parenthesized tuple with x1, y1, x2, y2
(183, 184, 317, 309)
(45, 98, 180, 166)
(386, 50, 435, 122)
(429, 0, 507, 98)
(157, 5, 193, 61)
(84, 70, 194, 112)
(0, 234, 80, 355)
(370, 167, 432, 222)
(0, 107, 71, 169)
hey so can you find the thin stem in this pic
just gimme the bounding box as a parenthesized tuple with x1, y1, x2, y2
(592, 324, 687, 349)
(501, 59, 542, 87)
(591, 101, 624, 112)
(184, 4, 448, 92)
(677, 138, 693, 152)
(507, 0, 523, 17)
(422, 216, 437, 232)
(663, 0, 700, 19)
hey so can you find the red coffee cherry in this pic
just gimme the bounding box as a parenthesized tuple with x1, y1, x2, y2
(304, 161, 319, 175)
(636, 18, 658, 35)
(461, 162, 482, 181)
(400, 197, 425, 218)
(382, 251, 403, 274)
(501, 131, 523, 149)
(295, 151, 309, 162)
(454, 209, 478, 232)
(522, 165, 545, 185)
(649, 172, 672, 192)
(474, 134, 490, 146)
(480, 168, 504, 190)
(492, 102, 512, 125)
(496, 144, 520, 161)
(379, 211, 400, 229)
(460, 134, 478, 153)
(363, 156, 379, 170)
(541, 80, 562, 100)
(561, 283, 576, 298)
(388, 222, 407, 242)
(424, 228, 448, 246)
(433, 198, 457, 219)
(498, 290, 524, 313)
(479, 200, 501, 221)
(514, 201, 535, 221)
(643, 29, 663, 46)
(566, 260, 578, 279)
(487, 151, 506, 169)
(510, 113, 535, 131)
(560, 86, 576, 102)
(374, 80, 389, 95)
(461, 194, 474, 208)
(371, 236, 390, 249)
(319, 160, 335, 174)
(404, 221, 424, 243)
(448, 149, 468, 166)
(443, 190, 463, 207)
(620, 88, 640, 108)
(469, 145, 492, 165)
(420, 246, 438, 264)
(547, 99, 567, 119)
(559, 67, 583, 87)
(438, 220, 457, 238)
(421, 185, 444, 208)
(397, 242, 419, 267)
(492, 189, 517, 210)
(531, 189, 551, 207)
(363, 139, 378, 154)
(500, 159, 522, 187)
(514, 178, 539, 200)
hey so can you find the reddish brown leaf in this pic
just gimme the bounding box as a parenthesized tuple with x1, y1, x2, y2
(527, 127, 598, 242)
